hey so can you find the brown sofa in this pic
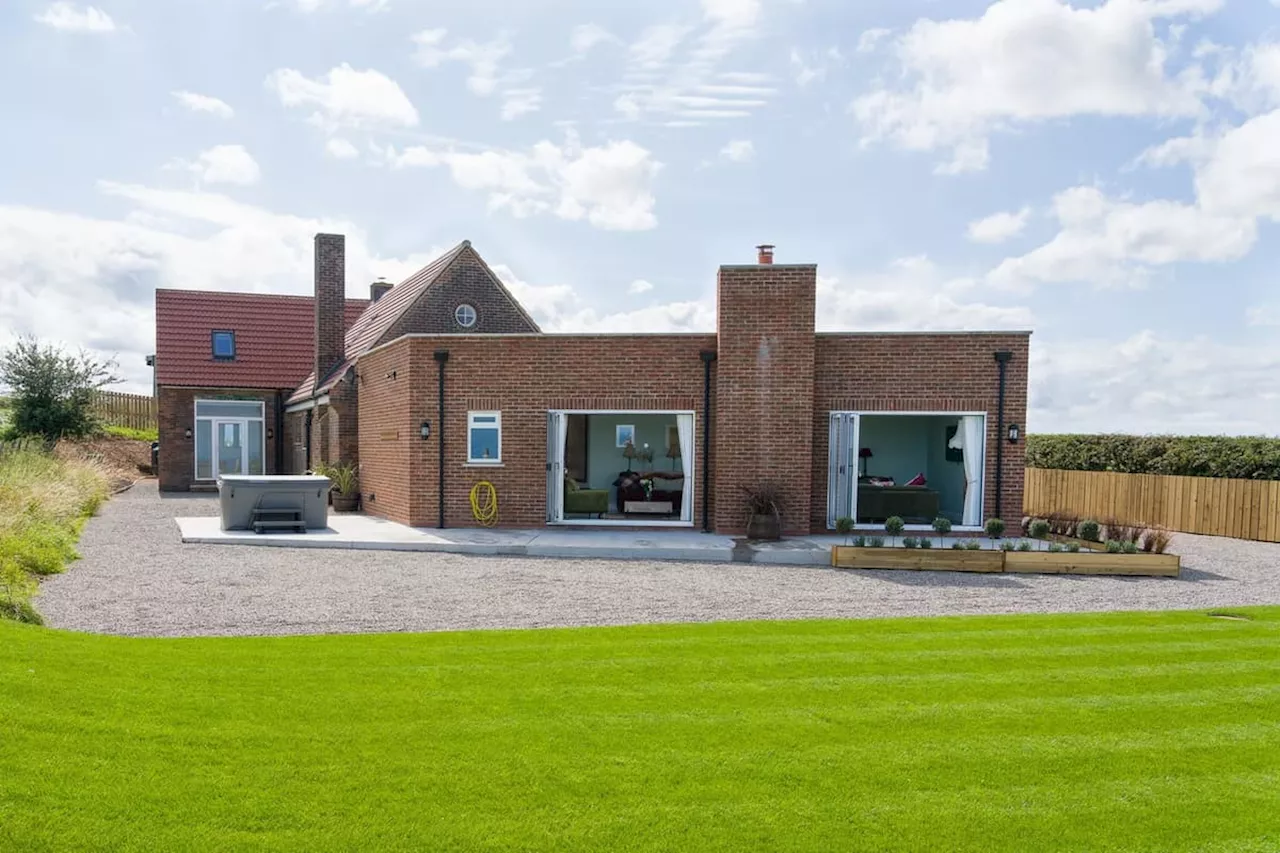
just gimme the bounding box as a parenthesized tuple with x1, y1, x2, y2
(615, 471, 684, 516)
(857, 485, 939, 523)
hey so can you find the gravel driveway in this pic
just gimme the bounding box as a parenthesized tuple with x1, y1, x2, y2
(36, 480, 1280, 637)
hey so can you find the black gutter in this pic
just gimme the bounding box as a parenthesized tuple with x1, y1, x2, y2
(433, 350, 450, 529)
(273, 391, 285, 474)
(700, 350, 717, 533)
(304, 409, 313, 472)
(994, 350, 1012, 521)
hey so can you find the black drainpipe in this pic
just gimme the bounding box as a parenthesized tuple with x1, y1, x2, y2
(273, 391, 285, 474)
(304, 409, 313, 472)
(433, 350, 450, 529)
(700, 350, 717, 533)
(994, 350, 1012, 522)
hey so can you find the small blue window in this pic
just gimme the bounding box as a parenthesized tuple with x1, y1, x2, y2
(211, 331, 236, 360)
(467, 411, 501, 463)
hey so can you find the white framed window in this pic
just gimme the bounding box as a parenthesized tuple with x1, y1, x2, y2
(454, 303, 477, 328)
(194, 399, 265, 480)
(467, 411, 501, 464)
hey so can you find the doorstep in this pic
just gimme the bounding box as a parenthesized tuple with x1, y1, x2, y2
(174, 515, 841, 567)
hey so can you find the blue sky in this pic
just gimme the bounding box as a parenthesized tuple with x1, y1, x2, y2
(2, 0, 1279, 434)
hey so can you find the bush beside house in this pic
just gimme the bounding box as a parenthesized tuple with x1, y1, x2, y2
(1027, 434, 1280, 480)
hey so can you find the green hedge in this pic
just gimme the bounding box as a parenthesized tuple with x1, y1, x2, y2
(1026, 434, 1280, 480)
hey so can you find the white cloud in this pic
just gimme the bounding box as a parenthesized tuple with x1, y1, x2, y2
(325, 138, 360, 160)
(628, 279, 654, 294)
(34, 3, 116, 33)
(856, 28, 891, 54)
(168, 145, 262, 186)
(614, 1, 774, 124)
(570, 23, 618, 54)
(0, 183, 423, 392)
(412, 29, 513, 97)
(988, 185, 1255, 289)
(1247, 305, 1280, 326)
(853, 0, 1222, 173)
(266, 64, 419, 130)
(500, 88, 542, 121)
(720, 139, 755, 162)
(382, 132, 662, 231)
(171, 91, 234, 119)
(287, 0, 388, 11)
(967, 207, 1030, 244)
(1032, 331, 1280, 434)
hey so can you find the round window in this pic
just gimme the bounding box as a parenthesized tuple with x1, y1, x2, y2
(454, 304, 477, 328)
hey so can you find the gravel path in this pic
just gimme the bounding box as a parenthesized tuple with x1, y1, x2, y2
(36, 480, 1280, 637)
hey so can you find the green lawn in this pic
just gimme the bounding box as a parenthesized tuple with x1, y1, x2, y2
(2, 610, 1279, 852)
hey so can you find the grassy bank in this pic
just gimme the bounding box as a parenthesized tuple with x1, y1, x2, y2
(0, 441, 109, 623)
(2, 609, 1279, 851)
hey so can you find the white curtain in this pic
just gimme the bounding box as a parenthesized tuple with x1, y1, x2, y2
(960, 415, 984, 527)
(677, 414, 694, 522)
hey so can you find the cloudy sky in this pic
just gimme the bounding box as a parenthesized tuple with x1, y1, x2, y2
(2, 0, 1279, 434)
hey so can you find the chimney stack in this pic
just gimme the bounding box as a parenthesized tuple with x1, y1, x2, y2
(370, 279, 392, 302)
(314, 233, 346, 384)
(756, 244, 775, 264)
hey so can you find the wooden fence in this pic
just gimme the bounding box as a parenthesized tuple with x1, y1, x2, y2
(1024, 467, 1280, 543)
(93, 391, 157, 432)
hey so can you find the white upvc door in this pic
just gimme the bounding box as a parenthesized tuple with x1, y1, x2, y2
(213, 419, 247, 477)
(826, 412, 860, 528)
(546, 411, 566, 523)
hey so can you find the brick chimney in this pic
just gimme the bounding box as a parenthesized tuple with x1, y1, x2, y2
(370, 279, 393, 302)
(756, 244, 775, 264)
(314, 233, 346, 383)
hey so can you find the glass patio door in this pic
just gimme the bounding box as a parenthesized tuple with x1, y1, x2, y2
(826, 412, 860, 528)
(214, 420, 246, 476)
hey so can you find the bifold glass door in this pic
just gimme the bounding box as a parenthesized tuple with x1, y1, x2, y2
(826, 412, 860, 528)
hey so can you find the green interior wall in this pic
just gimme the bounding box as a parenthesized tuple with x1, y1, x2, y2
(857, 414, 970, 521)
(584, 413, 681, 492)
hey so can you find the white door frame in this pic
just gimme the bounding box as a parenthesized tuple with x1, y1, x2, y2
(547, 409, 695, 527)
(828, 410, 988, 532)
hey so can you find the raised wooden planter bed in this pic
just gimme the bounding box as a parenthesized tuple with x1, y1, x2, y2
(830, 546, 1180, 577)
(830, 548, 1005, 573)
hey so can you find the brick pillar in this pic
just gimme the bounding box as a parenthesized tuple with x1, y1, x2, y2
(713, 263, 816, 535)
(314, 233, 346, 386)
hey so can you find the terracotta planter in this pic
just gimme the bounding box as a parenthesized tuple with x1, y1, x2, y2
(331, 492, 359, 513)
(746, 513, 781, 541)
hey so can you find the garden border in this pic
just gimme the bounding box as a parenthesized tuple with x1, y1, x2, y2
(831, 546, 1180, 577)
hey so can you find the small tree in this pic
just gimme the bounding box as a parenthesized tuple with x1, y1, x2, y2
(931, 516, 952, 548)
(884, 515, 905, 548)
(984, 517, 1006, 541)
(0, 337, 120, 439)
(835, 516, 855, 544)
(1028, 518, 1051, 551)
(1078, 519, 1101, 542)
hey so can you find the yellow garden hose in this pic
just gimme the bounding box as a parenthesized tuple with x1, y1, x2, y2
(470, 481, 498, 527)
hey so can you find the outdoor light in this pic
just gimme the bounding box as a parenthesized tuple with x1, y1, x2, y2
(1008, 423, 1021, 444)
(266, 428, 274, 440)
(420, 421, 431, 440)
(184, 427, 192, 439)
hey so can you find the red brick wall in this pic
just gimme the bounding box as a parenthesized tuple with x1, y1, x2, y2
(356, 334, 716, 529)
(714, 265, 816, 535)
(811, 333, 1031, 531)
(314, 233, 346, 385)
(157, 386, 282, 490)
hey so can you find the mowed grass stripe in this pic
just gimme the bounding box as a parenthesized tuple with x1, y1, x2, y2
(2, 608, 1279, 852)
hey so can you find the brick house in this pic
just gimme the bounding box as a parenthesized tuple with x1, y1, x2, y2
(155, 236, 1030, 535)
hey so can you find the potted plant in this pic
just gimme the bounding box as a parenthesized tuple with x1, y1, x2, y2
(316, 461, 359, 512)
(884, 515, 905, 548)
(835, 516, 855, 544)
(1028, 518, 1050, 551)
(984, 517, 1006, 541)
(931, 516, 952, 548)
(742, 482, 783, 540)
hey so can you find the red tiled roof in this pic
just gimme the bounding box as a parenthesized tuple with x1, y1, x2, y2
(155, 290, 368, 390)
(288, 240, 540, 404)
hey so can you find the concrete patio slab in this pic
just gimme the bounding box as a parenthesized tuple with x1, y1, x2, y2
(176, 515, 750, 563)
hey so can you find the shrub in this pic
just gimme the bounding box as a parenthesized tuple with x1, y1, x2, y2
(919, 538, 933, 549)
(867, 536, 885, 548)
(951, 541, 964, 550)
(740, 482, 783, 517)
(1026, 433, 1280, 480)
(851, 535, 866, 548)
(931, 517, 952, 536)
(1016, 540, 1032, 552)
(1105, 540, 1123, 553)
(1122, 540, 1139, 554)
(1028, 519, 1051, 549)
(0, 521, 79, 575)
(884, 516, 905, 546)
(835, 516, 855, 543)
(0, 559, 42, 625)
(103, 424, 159, 443)
(1105, 518, 1143, 544)
(984, 518, 1006, 539)
(1048, 543, 1064, 553)
(963, 540, 982, 550)
(1142, 527, 1172, 554)
(902, 536, 919, 549)
(1000, 540, 1017, 552)
(0, 337, 120, 439)
(314, 462, 358, 496)
(1078, 520, 1101, 542)
(1066, 542, 1081, 553)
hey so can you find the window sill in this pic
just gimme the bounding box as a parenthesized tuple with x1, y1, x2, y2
(463, 462, 504, 468)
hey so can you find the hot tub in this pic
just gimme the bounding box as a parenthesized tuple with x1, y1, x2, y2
(217, 475, 331, 532)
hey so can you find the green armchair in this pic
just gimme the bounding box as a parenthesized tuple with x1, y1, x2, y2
(563, 477, 608, 518)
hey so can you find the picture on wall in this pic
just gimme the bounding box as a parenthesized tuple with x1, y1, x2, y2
(615, 424, 636, 448)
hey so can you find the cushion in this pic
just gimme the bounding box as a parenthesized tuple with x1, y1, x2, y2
(905, 472, 927, 487)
